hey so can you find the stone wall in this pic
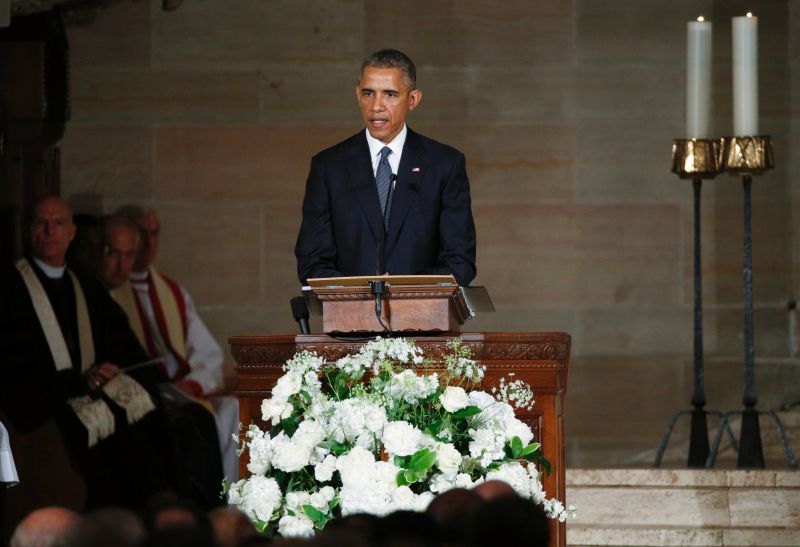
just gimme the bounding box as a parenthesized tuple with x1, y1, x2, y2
(59, 0, 800, 467)
(567, 468, 800, 546)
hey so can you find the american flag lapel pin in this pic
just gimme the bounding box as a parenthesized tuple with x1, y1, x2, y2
(412, 167, 421, 172)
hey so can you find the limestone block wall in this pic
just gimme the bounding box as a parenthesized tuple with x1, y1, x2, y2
(567, 468, 800, 546)
(58, 0, 800, 467)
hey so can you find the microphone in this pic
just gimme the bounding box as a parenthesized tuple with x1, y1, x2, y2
(371, 173, 397, 332)
(290, 296, 310, 334)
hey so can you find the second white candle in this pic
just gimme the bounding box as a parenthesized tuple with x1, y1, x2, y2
(732, 13, 758, 135)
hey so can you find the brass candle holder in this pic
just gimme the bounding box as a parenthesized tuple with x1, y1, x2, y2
(671, 138, 723, 179)
(721, 135, 774, 175)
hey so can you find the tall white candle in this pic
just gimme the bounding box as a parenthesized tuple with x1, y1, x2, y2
(687, 17, 712, 138)
(732, 13, 758, 135)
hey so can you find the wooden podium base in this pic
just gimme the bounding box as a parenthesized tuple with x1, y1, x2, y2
(313, 283, 471, 333)
(231, 331, 570, 547)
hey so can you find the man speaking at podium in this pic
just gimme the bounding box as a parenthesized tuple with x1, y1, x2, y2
(295, 49, 477, 287)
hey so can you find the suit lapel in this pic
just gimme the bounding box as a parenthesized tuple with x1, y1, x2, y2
(386, 129, 426, 251)
(347, 132, 383, 243)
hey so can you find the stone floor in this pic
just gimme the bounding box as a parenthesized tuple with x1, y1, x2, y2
(625, 409, 799, 470)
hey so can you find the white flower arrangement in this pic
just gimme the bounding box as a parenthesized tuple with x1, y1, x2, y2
(228, 338, 576, 537)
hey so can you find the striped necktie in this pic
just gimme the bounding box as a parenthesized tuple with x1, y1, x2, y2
(375, 146, 393, 228)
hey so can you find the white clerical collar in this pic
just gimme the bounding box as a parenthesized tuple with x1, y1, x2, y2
(365, 124, 407, 174)
(32, 256, 66, 279)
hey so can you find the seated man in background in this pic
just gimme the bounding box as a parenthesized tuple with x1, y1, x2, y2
(65, 213, 104, 280)
(110, 206, 239, 483)
(9, 507, 82, 547)
(99, 214, 226, 508)
(0, 197, 178, 544)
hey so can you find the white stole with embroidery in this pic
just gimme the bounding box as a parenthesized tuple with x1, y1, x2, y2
(15, 259, 116, 446)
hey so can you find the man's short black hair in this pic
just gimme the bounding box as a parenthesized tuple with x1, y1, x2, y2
(360, 49, 417, 89)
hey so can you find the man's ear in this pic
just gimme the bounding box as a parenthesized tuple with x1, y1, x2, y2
(408, 88, 422, 111)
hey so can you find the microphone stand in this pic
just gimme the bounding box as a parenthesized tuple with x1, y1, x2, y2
(371, 174, 396, 333)
(290, 296, 311, 334)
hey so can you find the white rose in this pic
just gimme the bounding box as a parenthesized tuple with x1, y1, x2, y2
(314, 454, 337, 482)
(271, 433, 311, 473)
(435, 442, 462, 474)
(293, 419, 325, 450)
(337, 445, 377, 488)
(278, 515, 315, 538)
(414, 491, 435, 512)
(271, 371, 303, 401)
(439, 386, 469, 412)
(504, 417, 534, 446)
(285, 491, 311, 513)
(246, 433, 273, 475)
(261, 398, 293, 423)
(467, 390, 495, 410)
(486, 462, 531, 497)
(240, 475, 282, 522)
(382, 421, 423, 457)
(391, 485, 416, 510)
(374, 460, 401, 487)
(363, 403, 388, 433)
(310, 486, 335, 511)
(226, 479, 246, 505)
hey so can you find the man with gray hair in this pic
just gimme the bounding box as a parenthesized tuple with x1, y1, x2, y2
(0, 197, 177, 542)
(98, 215, 140, 291)
(112, 205, 239, 486)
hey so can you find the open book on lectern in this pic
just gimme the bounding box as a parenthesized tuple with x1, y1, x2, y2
(301, 275, 494, 318)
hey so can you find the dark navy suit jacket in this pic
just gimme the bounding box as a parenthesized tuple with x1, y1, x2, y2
(295, 128, 477, 286)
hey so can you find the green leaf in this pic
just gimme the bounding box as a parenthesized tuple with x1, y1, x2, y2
(403, 469, 417, 484)
(520, 442, 541, 457)
(394, 455, 411, 468)
(426, 420, 444, 436)
(511, 436, 523, 456)
(452, 406, 481, 418)
(282, 416, 299, 437)
(396, 471, 410, 486)
(327, 441, 348, 457)
(409, 448, 436, 473)
(539, 458, 552, 477)
(302, 504, 327, 524)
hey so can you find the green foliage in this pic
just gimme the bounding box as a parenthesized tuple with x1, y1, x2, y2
(451, 406, 481, 419)
(394, 447, 437, 486)
(282, 416, 300, 438)
(500, 436, 551, 476)
(302, 505, 330, 530)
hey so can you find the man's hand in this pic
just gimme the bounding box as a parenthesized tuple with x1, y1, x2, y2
(86, 362, 120, 391)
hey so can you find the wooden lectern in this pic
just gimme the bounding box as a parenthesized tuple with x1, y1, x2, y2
(305, 274, 470, 333)
(231, 282, 570, 547)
